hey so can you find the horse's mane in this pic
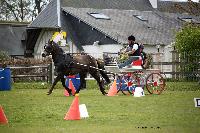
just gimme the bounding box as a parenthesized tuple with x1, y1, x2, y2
(52, 41, 64, 54)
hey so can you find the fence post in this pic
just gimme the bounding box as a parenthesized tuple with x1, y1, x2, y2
(171, 50, 179, 79)
(154, 53, 162, 70)
(48, 62, 54, 84)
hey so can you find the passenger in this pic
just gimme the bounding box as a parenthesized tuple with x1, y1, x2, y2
(140, 44, 148, 69)
(51, 29, 66, 45)
(50, 29, 69, 52)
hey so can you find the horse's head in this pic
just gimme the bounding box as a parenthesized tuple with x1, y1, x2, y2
(42, 40, 62, 57)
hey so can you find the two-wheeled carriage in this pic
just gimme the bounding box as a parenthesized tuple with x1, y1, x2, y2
(103, 53, 166, 95)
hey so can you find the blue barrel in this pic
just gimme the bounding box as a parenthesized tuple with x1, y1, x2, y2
(0, 68, 11, 91)
(65, 74, 80, 90)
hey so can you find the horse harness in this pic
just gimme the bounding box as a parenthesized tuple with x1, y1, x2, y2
(54, 54, 74, 73)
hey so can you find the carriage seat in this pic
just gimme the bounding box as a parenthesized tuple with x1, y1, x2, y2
(119, 56, 143, 72)
(124, 56, 143, 70)
(131, 56, 143, 69)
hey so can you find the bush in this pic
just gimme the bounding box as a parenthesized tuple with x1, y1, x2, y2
(0, 50, 10, 60)
(0, 50, 10, 67)
(175, 24, 200, 80)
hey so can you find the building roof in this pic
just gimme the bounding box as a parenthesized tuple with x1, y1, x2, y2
(29, 0, 154, 28)
(62, 7, 189, 45)
(28, 0, 59, 28)
(0, 23, 27, 55)
(157, 1, 200, 15)
(0, 21, 29, 26)
(28, 0, 200, 48)
(61, 0, 153, 11)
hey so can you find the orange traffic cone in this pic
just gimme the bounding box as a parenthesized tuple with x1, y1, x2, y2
(0, 106, 8, 124)
(69, 79, 76, 95)
(64, 79, 76, 96)
(64, 94, 80, 120)
(64, 90, 70, 96)
(107, 80, 118, 96)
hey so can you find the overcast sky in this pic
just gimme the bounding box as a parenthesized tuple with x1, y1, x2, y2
(160, 0, 199, 2)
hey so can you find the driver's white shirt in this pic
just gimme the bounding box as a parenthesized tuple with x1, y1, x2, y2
(126, 43, 138, 52)
(132, 43, 138, 51)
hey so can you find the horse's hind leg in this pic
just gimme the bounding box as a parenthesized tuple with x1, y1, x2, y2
(90, 71, 107, 95)
(81, 73, 87, 89)
(97, 61, 111, 85)
(61, 77, 72, 95)
(100, 70, 111, 85)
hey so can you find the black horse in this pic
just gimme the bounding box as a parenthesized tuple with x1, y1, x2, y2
(42, 40, 111, 95)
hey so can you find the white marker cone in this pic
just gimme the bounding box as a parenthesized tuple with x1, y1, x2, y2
(79, 104, 89, 118)
(134, 87, 145, 97)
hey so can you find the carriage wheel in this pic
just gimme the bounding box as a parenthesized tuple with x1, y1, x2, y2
(116, 78, 128, 95)
(146, 73, 166, 95)
(111, 75, 129, 95)
(120, 73, 140, 95)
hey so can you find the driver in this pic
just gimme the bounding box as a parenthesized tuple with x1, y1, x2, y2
(118, 35, 141, 69)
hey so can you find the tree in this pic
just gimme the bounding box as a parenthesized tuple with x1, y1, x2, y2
(175, 24, 200, 80)
(0, 0, 49, 22)
(175, 24, 200, 55)
(32, 0, 50, 19)
(174, 0, 200, 16)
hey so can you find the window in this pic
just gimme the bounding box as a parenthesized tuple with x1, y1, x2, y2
(133, 15, 148, 21)
(179, 17, 193, 22)
(178, 17, 200, 23)
(88, 13, 110, 20)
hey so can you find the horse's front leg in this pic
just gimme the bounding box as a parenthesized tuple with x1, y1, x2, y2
(61, 76, 72, 96)
(47, 75, 61, 95)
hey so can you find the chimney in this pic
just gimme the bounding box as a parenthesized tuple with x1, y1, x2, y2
(149, 0, 157, 8)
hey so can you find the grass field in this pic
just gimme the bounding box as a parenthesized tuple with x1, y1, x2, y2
(0, 81, 200, 133)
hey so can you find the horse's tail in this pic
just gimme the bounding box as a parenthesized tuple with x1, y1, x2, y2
(96, 59, 111, 84)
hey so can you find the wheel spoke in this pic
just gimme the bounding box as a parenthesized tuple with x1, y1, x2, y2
(146, 73, 166, 95)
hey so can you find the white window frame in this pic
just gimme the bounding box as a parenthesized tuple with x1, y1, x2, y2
(133, 15, 148, 21)
(88, 12, 110, 20)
